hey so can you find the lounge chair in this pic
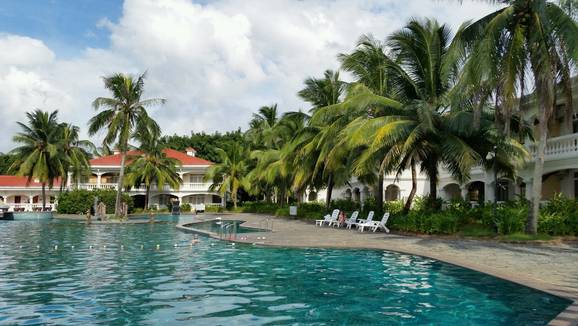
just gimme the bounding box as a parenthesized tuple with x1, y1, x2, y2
(358, 212, 390, 233)
(330, 210, 358, 228)
(344, 211, 360, 229)
(356, 211, 374, 228)
(316, 209, 339, 226)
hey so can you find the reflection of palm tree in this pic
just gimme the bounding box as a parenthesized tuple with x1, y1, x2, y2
(88, 72, 165, 217)
(10, 110, 63, 210)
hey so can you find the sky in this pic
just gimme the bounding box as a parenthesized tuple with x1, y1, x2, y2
(0, 0, 503, 152)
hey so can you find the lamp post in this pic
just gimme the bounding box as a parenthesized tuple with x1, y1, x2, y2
(486, 145, 498, 221)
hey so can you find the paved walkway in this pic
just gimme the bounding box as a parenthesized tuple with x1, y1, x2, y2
(180, 213, 578, 325)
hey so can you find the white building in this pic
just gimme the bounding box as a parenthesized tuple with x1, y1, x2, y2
(330, 91, 578, 206)
(0, 147, 223, 212)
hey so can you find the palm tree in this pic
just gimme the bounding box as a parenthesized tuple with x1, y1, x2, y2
(10, 110, 64, 209)
(338, 35, 396, 211)
(462, 0, 578, 233)
(205, 145, 249, 208)
(125, 128, 181, 209)
(88, 72, 165, 217)
(246, 104, 280, 148)
(296, 70, 348, 207)
(59, 124, 95, 191)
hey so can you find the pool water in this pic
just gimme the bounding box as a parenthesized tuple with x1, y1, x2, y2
(188, 219, 268, 234)
(0, 220, 570, 325)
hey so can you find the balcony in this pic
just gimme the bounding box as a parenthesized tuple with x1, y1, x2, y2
(76, 182, 214, 192)
(528, 133, 578, 160)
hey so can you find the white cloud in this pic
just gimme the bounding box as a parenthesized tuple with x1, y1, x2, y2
(0, 34, 55, 66)
(0, 0, 502, 152)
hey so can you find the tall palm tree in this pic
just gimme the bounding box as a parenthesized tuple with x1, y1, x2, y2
(125, 128, 181, 209)
(88, 72, 165, 217)
(10, 110, 64, 209)
(246, 104, 280, 148)
(338, 35, 396, 211)
(296, 70, 348, 207)
(462, 0, 578, 233)
(205, 145, 249, 208)
(60, 124, 95, 191)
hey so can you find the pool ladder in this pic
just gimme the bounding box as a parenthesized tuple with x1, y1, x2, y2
(219, 221, 238, 241)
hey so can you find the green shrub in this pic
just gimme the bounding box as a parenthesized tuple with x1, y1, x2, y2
(57, 189, 133, 215)
(206, 205, 224, 213)
(330, 199, 360, 213)
(539, 212, 573, 235)
(493, 206, 526, 235)
(540, 194, 578, 235)
(180, 203, 191, 212)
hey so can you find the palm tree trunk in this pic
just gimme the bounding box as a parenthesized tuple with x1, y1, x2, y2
(404, 161, 417, 213)
(376, 173, 384, 216)
(145, 185, 150, 210)
(41, 183, 46, 210)
(325, 174, 334, 209)
(233, 191, 238, 209)
(115, 151, 127, 217)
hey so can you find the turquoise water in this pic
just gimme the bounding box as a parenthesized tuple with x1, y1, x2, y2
(0, 220, 570, 325)
(13, 212, 53, 220)
(188, 219, 268, 234)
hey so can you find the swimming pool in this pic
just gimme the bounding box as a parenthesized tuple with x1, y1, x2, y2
(186, 219, 269, 234)
(0, 220, 570, 325)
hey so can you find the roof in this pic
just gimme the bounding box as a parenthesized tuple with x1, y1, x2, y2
(89, 149, 213, 166)
(0, 176, 61, 187)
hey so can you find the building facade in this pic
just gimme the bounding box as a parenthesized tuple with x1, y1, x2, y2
(329, 85, 578, 207)
(0, 147, 222, 212)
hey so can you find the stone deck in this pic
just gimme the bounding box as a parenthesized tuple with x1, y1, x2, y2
(179, 213, 578, 326)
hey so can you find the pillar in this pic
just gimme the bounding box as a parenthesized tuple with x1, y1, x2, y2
(66, 172, 72, 189)
(461, 186, 469, 201)
(96, 173, 102, 188)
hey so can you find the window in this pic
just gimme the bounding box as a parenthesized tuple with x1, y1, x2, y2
(574, 172, 578, 199)
(496, 180, 509, 202)
(573, 113, 578, 133)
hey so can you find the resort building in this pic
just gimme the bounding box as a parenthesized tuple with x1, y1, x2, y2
(0, 147, 222, 211)
(331, 84, 578, 206)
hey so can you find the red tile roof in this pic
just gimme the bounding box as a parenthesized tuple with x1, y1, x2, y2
(89, 149, 213, 166)
(0, 176, 61, 187)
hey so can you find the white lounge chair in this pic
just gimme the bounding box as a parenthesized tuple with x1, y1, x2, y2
(358, 212, 390, 233)
(344, 211, 360, 229)
(316, 209, 339, 226)
(356, 211, 374, 228)
(330, 210, 358, 228)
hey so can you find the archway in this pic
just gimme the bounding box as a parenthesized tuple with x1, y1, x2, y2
(307, 191, 317, 202)
(131, 194, 146, 209)
(353, 188, 361, 202)
(442, 183, 461, 201)
(384, 185, 400, 201)
(467, 181, 485, 203)
(344, 189, 352, 201)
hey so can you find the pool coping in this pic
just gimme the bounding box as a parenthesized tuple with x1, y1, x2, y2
(177, 215, 578, 326)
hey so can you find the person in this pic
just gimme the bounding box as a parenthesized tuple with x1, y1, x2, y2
(338, 211, 347, 227)
(86, 209, 92, 225)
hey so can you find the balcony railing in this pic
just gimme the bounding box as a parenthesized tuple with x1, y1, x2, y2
(5, 203, 55, 212)
(528, 133, 578, 159)
(76, 182, 214, 192)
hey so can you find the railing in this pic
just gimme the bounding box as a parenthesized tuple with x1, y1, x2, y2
(76, 182, 213, 192)
(528, 133, 578, 158)
(5, 203, 55, 212)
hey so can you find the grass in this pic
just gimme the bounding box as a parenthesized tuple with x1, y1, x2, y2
(498, 232, 554, 242)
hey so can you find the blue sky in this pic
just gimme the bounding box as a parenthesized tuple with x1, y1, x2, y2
(0, 0, 501, 152)
(0, 0, 122, 58)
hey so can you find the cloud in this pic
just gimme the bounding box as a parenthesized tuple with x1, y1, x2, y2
(0, 0, 502, 152)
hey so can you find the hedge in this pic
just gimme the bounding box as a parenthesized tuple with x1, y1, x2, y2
(57, 189, 134, 215)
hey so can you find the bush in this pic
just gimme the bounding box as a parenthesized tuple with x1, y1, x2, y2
(180, 203, 192, 212)
(330, 199, 360, 213)
(540, 194, 578, 235)
(206, 205, 224, 213)
(493, 206, 526, 235)
(57, 189, 133, 215)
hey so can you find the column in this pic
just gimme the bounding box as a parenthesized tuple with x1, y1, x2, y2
(461, 186, 469, 201)
(96, 173, 102, 188)
(66, 172, 72, 189)
(525, 178, 534, 201)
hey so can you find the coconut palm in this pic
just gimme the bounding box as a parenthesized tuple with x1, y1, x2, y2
(205, 145, 249, 208)
(10, 110, 64, 209)
(246, 104, 280, 148)
(88, 72, 165, 217)
(462, 0, 578, 233)
(59, 124, 95, 191)
(338, 35, 397, 211)
(296, 70, 348, 206)
(125, 128, 181, 209)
